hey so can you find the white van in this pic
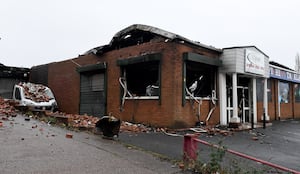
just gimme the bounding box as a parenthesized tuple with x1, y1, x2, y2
(13, 82, 58, 111)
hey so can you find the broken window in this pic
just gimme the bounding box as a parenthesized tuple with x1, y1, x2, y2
(185, 61, 217, 98)
(121, 60, 160, 98)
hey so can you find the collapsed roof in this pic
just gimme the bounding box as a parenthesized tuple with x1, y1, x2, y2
(0, 63, 30, 79)
(83, 24, 222, 56)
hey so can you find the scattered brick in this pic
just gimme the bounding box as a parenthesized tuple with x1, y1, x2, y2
(45, 111, 100, 129)
(120, 121, 151, 133)
(17, 82, 51, 102)
(0, 97, 17, 116)
(66, 133, 73, 138)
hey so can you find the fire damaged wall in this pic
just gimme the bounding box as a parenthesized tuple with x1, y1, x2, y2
(39, 24, 222, 128)
(43, 40, 221, 128)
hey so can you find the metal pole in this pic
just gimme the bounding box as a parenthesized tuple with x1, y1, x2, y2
(263, 107, 266, 129)
(193, 138, 300, 174)
(251, 110, 254, 129)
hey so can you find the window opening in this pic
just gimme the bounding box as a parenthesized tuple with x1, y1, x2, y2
(119, 60, 160, 106)
(185, 61, 216, 98)
(184, 61, 217, 125)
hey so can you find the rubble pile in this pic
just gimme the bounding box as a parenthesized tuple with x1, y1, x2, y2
(19, 82, 52, 102)
(45, 112, 100, 129)
(120, 121, 151, 133)
(66, 114, 100, 128)
(0, 97, 17, 116)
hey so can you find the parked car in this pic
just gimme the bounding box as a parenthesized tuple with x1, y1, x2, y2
(12, 82, 58, 112)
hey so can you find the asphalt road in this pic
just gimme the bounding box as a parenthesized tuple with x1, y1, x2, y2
(0, 114, 181, 174)
(119, 120, 300, 172)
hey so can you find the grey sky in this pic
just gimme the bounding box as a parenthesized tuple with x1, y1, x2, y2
(1, 0, 300, 69)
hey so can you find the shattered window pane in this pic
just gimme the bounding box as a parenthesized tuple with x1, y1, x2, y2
(186, 61, 216, 97)
(123, 61, 159, 97)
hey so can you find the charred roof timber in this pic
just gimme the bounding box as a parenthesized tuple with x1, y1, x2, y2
(83, 24, 222, 56)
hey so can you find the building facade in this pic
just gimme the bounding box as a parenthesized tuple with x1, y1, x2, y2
(29, 24, 300, 128)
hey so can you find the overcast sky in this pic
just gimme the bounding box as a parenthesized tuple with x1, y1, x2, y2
(1, 0, 300, 69)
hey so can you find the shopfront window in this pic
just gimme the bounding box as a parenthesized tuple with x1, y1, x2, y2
(294, 84, 300, 103)
(279, 82, 289, 103)
(256, 79, 272, 102)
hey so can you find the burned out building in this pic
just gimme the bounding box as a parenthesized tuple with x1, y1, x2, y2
(30, 24, 222, 128)
(29, 24, 300, 128)
(0, 63, 29, 99)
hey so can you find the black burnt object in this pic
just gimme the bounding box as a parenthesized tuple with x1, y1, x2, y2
(96, 116, 121, 138)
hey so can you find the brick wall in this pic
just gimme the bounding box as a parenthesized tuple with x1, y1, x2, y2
(44, 41, 220, 128)
(47, 55, 99, 114)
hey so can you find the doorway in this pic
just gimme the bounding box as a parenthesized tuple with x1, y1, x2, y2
(226, 75, 252, 124)
(79, 71, 106, 117)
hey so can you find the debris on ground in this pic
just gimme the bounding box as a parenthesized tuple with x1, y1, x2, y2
(96, 116, 121, 138)
(44, 111, 100, 129)
(66, 133, 73, 138)
(120, 121, 152, 133)
(0, 97, 18, 117)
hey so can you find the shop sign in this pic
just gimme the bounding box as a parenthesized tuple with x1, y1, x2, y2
(245, 49, 265, 75)
(270, 66, 300, 83)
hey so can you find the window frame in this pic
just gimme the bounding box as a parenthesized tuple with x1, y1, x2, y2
(279, 81, 290, 103)
(182, 52, 220, 106)
(117, 53, 162, 103)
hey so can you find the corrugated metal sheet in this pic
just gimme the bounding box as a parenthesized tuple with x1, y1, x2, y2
(0, 78, 21, 99)
(79, 72, 105, 117)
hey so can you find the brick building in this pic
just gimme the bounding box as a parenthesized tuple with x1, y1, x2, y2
(29, 24, 300, 128)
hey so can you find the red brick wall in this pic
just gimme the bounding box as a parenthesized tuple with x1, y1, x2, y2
(263, 79, 297, 121)
(46, 41, 220, 128)
(47, 55, 99, 114)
